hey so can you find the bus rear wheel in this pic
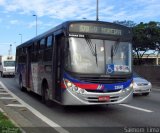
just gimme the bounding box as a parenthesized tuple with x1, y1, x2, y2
(42, 82, 52, 107)
(19, 76, 25, 91)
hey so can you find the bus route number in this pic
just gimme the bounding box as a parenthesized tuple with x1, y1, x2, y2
(79, 25, 98, 33)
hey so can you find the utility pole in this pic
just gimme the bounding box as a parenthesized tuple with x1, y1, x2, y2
(96, 0, 99, 21)
(8, 44, 12, 56)
(19, 34, 22, 44)
(33, 14, 37, 36)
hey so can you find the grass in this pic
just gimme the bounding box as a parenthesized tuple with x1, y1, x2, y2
(0, 111, 21, 133)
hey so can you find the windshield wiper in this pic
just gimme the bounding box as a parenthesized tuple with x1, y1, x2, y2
(85, 35, 98, 66)
(111, 39, 120, 64)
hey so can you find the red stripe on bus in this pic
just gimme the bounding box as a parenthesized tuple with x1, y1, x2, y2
(74, 83, 98, 90)
(61, 82, 66, 89)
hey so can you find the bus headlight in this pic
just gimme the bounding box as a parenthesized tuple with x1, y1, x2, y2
(72, 86, 78, 92)
(64, 79, 86, 94)
(64, 79, 74, 88)
(66, 81, 73, 88)
(73, 87, 86, 94)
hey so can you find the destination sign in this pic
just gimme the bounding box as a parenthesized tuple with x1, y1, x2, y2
(69, 23, 123, 36)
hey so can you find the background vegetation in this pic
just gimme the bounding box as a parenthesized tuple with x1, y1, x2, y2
(114, 20, 160, 65)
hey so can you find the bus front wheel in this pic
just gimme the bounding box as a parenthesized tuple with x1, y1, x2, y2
(42, 82, 52, 107)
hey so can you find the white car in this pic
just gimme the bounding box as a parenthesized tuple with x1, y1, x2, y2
(133, 73, 152, 96)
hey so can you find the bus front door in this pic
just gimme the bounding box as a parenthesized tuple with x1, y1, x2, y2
(52, 34, 64, 102)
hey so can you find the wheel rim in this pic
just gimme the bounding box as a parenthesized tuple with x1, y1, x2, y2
(44, 89, 49, 101)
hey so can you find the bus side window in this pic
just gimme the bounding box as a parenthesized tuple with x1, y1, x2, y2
(22, 47, 26, 54)
(37, 40, 40, 51)
(40, 38, 46, 49)
(47, 36, 53, 47)
(31, 43, 35, 62)
(44, 35, 53, 61)
(33, 42, 37, 52)
(33, 42, 38, 62)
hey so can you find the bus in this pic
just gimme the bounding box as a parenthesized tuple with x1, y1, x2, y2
(15, 20, 133, 106)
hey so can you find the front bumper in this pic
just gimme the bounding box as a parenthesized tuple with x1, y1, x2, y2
(62, 87, 133, 105)
(2, 71, 15, 76)
(133, 85, 151, 94)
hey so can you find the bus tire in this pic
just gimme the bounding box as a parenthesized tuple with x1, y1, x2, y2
(42, 82, 52, 107)
(19, 76, 25, 91)
(1, 72, 4, 78)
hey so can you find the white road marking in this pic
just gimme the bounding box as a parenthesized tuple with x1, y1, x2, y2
(6, 104, 25, 107)
(0, 97, 15, 100)
(0, 108, 4, 112)
(0, 81, 69, 133)
(0, 92, 9, 95)
(120, 104, 153, 113)
(0, 90, 6, 92)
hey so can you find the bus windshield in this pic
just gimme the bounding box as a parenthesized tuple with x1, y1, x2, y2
(65, 37, 132, 75)
(4, 61, 15, 67)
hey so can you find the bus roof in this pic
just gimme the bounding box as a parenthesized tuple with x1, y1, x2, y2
(16, 20, 131, 49)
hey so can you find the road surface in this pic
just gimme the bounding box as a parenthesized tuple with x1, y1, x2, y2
(0, 77, 160, 133)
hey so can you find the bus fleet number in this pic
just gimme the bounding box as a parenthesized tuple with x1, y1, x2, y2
(115, 85, 124, 90)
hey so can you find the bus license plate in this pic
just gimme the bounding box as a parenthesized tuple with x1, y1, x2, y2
(98, 96, 110, 102)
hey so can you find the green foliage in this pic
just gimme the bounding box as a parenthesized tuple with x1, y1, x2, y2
(0, 112, 21, 133)
(132, 21, 160, 65)
(0, 112, 13, 127)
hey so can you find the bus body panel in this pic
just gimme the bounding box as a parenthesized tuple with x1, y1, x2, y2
(62, 87, 133, 105)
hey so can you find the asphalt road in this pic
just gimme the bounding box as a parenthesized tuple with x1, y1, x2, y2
(0, 76, 160, 133)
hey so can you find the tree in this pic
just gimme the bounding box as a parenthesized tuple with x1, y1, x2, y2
(113, 20, 136, 27)
(132, 21, 160, 65)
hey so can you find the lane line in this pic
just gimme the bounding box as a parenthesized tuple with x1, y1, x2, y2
(120, 104, 153, 113)
(6, 104, 25, 107)
(0, 81, 69, 133)
(0, 97, 15, 100)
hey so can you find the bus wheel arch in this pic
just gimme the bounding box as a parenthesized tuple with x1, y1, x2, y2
(41, 79, 52, 107)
